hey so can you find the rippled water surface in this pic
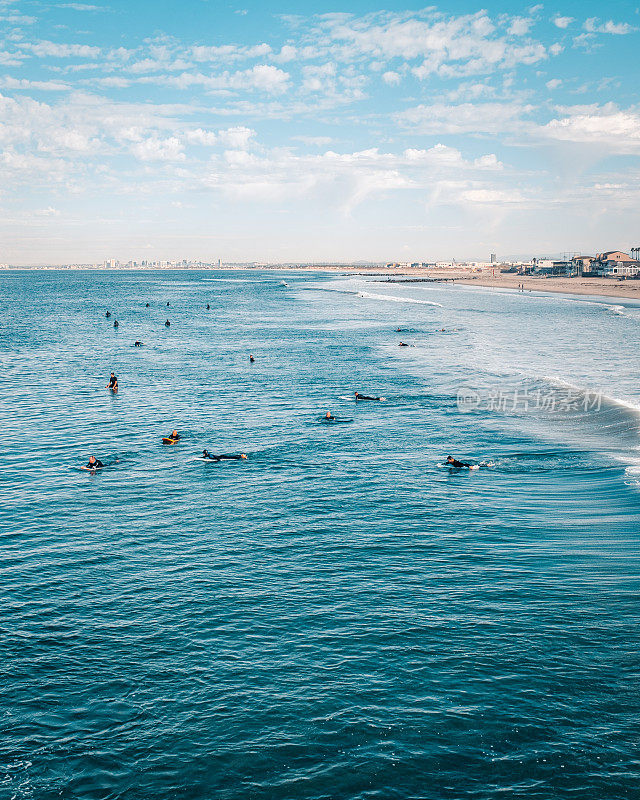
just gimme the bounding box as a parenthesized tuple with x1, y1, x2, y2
(1, 270, 639, 799)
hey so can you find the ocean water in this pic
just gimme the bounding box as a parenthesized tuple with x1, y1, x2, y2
(1, 269, 639, 800)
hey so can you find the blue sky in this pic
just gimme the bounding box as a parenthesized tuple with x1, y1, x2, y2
(0, 0, 638, 264)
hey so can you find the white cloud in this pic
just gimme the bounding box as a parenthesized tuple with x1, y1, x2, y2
(397, 102, 532, 134)
(552, 16, 573, 29)
(507, 17, 533, 36)
(583, 18, 634, 35)
(22, 40, 101, 58)
(131, 136, 185, 161)
(217, 126, 256, 148)
(34, 206, 60, 216)
(184, 128, 218, 146)
(539, 104, 640, 152)
(382, 70, 401, 85)
(546, 78, 562, 90)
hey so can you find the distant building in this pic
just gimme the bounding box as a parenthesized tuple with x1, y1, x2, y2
(490, 253, 497, 263)
(591, 251, 640, 277)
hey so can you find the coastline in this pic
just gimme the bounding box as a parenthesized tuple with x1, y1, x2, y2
(5, 264, 640, 301)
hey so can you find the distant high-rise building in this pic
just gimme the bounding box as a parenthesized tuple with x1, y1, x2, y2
(218, 258, 222, 268)
(490, 253, 497, 263)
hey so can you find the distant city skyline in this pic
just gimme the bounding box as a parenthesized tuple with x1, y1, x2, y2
(0, 0, 638, 264)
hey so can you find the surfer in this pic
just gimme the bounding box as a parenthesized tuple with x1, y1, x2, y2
(206, 304, 210, 310)
(113, 320, 119, 328)
(106, 372, 118, 390)
(202, 450, 248, 461)
(325, 411, 335, 420)
(166, 430, 180, 441)
(83, 455, 104, 471)
(105, 311, 111, 318)
(399, 341, 409, 347)
(134, 340, 142, 347)
(166, 301, 170, 306)
(165, 320, 170, 327)
(145, 303, 150, 307)
(249, 354, 255, 363)
(355, 392, 381, 401)
(447, 456, 472, 468)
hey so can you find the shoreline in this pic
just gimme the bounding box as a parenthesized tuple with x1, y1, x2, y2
(4, 265, 640, 301)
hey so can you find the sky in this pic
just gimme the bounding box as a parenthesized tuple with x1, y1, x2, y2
(0, 0, 638, 264)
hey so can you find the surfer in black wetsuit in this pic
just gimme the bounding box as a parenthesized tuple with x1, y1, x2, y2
(249, 354, 255, 363)
(113, 320, 119, 328)
(105, 311, 111, 318)
(206, 304, 210, 310)
(106, 372, 118, 390)
(447, 456, 471, 468)
(399, 341, 409, 347)
(145, 303, 150, 307)
(165, 320, 170, 327)
(134, 341, 142, 347)
(355, 392, 381, 401)
(83, 456, 104, 470)
(167, 430, 180, 441)
(325, 411, 335, 420)
(202, 450, 247, 461)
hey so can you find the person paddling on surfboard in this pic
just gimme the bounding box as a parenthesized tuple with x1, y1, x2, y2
(325, 411, 335, 419)
(447, 456, 472, 468)
(355, 392, 381, 401)
(106, 372, 118, 390)
(83, 456, 104, 471)
(202, 450, 247, 461)
(167, 430, 180, 441)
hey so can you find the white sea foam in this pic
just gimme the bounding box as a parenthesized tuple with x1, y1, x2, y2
(356, 290, 443, 307)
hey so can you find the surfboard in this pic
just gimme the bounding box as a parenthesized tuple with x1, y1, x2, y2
(162, 438, 179, 444)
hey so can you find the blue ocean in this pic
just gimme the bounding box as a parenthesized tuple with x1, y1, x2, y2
(1, 269, 639, 800)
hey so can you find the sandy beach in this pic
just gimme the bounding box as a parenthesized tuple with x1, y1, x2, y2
(328, 267, 640, 301)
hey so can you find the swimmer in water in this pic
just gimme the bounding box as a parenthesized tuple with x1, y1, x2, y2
(145, 303, 150, 307)
(325, 411, 335, 419)
(206, 304, 210, 310)
(202, 450, 248, 461)
(399, 341, 409, 347)
(106, 372, 118, 390)
(165, 320, 170, 327)
(134, 341, 142, 347)
(82, 455, 104, 471)
(113, 320, 119, 328)
(355, 392, 381, 401)
(249, 354, 255, 363)
(167, 429, 180, 441)
(105, 311, 111, 318)
(447, 456, 472, 468)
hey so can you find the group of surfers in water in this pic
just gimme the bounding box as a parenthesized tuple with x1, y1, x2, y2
(85, 375, 478, 473)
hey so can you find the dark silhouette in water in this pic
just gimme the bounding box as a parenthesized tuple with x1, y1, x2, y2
(202, 449, 247, 461)
(355, 392, 381, 401)
(249, 354, 255, 363)
(134, 341, 142, 347)
(206, 304, 210, 310)
(165, 320, 170, 327)
(113, 320, 119, 328)
(105, 311, 111, 318)
(166, 302, 170, 306)
(145, 303, 150, 307)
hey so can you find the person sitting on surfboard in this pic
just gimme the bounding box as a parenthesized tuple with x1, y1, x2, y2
(325, 411, 335, 419)
(167, 430, 180, 441)
(106, 372, 118, 390)
(202, 450, 247, 461)
(355, 392, 381, 401)
(249, 354, 255, 363)
(447, 456, 471, 468)
(84, 456, 104, 470)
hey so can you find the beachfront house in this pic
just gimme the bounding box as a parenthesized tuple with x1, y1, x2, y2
(591, 251, 640, 278)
